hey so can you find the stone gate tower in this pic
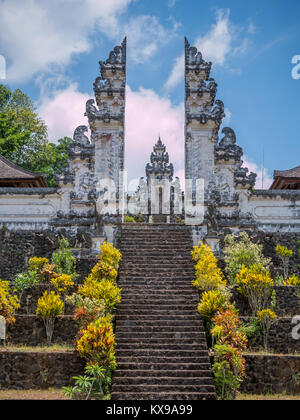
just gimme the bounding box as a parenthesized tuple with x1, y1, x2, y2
(85, 38, 127, 217)
(184, 37, 224, 197)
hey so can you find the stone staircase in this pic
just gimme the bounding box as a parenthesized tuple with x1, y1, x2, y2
(111, 224, 216, 400)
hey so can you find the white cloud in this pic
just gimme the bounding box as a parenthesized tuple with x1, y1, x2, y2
(165, 9, 252, 90)
(0, 0, 179, 83)
(38, 84, 91, 142)
(164, 54, 184, 90)
(223, 108, 232, 125)
(123, 15, 179, 64)
(168, 0, 178, 8)
(242, 156, 273, 189)
(0, 0, 133, 82)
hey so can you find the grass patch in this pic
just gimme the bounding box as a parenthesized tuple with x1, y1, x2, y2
(0, 343, 74, 353)
(237, 393, 300, 400)
(243, 350, 300, 357)
(0, 388, 69, 400)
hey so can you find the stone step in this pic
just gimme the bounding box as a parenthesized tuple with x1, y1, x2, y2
(119, 263, 195, 277)
(112, 376, 214, 386)
(119, 270, 195, 275)
(119, 245, 193, 250)
(113, 226, 215, 399)
(120, 255, 193, 260)
(121, 262, 193, 268)
(115, 343, 208, 351)
(120, 230, 192, 236)
(115, 349, 208, 358)
(116, 332, 205, 340)
(113, 369, 212, 378)
(119, 237, 192, 242)
(120, 259, 194, 265)
(116, 356, 210, 364)
(119, 294, 197, 300)
(117, 325, 203, 333)
(116, 314, 201, 322)
(116, 362, 211, 370)
(111, 392, 216, 400)
(118, 278, 194, 283)
(120, 241, 192, 245)
(116, 310, 198, 316)
(116, 320, 203, 327)
(118, 302, 197, 314)
(111, 384, 215, 393)
(119, 289, 196, 296)
(120, 298, 199, 305)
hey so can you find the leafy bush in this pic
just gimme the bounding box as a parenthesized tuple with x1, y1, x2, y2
(78, 276, 121, 314)
(90, 261, 118, 282)
(124, 216, 136, 223)
(212, 344, 246, 400)
(12, 270, 40, 300)
(67, 241, 121, 398)
(197, 290, 231, 320)
(0, 280, 20, 324)
(28, 257, 49, 274)
(66, 293, 106, 329)
(276, 244, 293, 279)
(39, 264, 57, 283)
(192, 242, 226, 292)
(224, 232, 271, 284)
(50, 274, 74, 296)
(257, 309, 277, 351)
(52, 238, 78, 280)
(211, 309, 247, 352)
(62, 363, 111, 400)
(240, 317, 261, 347)
(36, 291, 64, 344)
(99, 241, 122, 271)
(76, 316, 116, 369)
(236, 264, 274, 316)
(283, 274, 300, 286)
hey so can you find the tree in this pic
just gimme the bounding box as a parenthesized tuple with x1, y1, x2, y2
(0, 84, 72, 186)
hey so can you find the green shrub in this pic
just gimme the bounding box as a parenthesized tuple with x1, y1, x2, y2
(212, 344, 246, 400)
(224, 232, 271, 284)
(52, 237, 78, 280)
(197, 290, 231, 320)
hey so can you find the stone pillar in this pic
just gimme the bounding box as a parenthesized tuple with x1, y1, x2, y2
(85, 38, 127, 218)
(184, 38, 225, 198)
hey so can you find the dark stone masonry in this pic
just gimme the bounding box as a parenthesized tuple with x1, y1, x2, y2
(0, 351, 85, 390)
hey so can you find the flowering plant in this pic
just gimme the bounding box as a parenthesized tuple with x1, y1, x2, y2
(0, 279, 20, 324)
(76, 316, 116, 369)
(236, 264, 274, 315)
(192, 242, 226, 292)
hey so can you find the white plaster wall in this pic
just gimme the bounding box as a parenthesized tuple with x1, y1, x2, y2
(0, 193, 61, 230)
(247, 194, 300, 232)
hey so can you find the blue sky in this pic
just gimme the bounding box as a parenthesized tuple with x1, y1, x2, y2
(0, 0, 299, 187)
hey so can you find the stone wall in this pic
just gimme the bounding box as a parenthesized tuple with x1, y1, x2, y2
(6, 316, 78, 346)
(240, 317, 300, 354)
(2, 350, 300, 394)
(232, 286, 300, 317)
(0, 228, 97, 282)
(241, 355, 300, 395)
(0, 351, 85, 390)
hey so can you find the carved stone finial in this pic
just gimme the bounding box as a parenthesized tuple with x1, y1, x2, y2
(184, 37, 212, 77)
(73, 125, 90, 146)
(219, 127, 236, 146)
(85, 99, 99, 118)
